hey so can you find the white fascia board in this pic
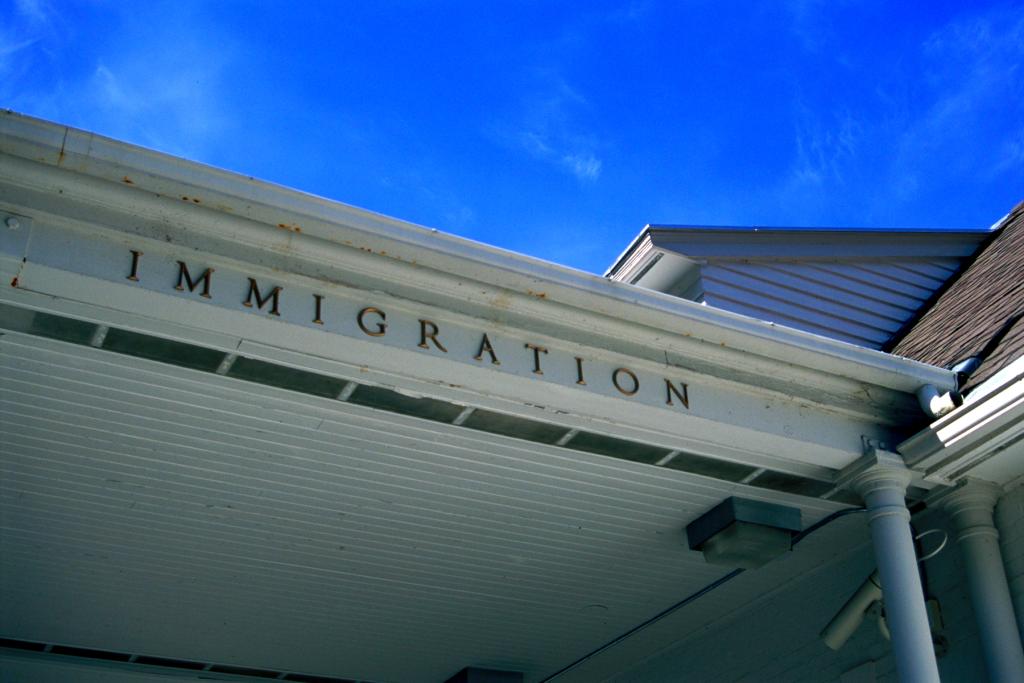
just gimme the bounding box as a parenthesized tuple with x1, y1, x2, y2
(604, 224, 652, 278)
(0, 112, 955, 407)
(643, 226, 991, 261)
(605, 233, 701, 295)
(899, 357, 1024, 484)
(603, 223, 989, 277)
(604, 230, 658, 283)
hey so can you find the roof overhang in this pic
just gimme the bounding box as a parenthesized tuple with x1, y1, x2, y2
(607, 225, 991, 284)
(0, 113, 964, 484)
(0, 112, 954, 411)
(0, 112, 963, 681)
(606, 225, 992, 350)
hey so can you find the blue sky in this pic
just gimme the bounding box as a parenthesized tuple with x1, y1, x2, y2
(3, 1, 1022, 273)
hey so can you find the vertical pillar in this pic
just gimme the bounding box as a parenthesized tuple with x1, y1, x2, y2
(943, 480, 1024, 682)
(849, 452, 940, 682)
(995, 492, 1024, 640)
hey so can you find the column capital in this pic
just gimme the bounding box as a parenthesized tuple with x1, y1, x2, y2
(838, 449, 912, 500)
(941, 479, 1002, 515)
(940, 479, 1004, 542)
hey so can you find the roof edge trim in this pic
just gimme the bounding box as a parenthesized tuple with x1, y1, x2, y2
(0, 111, 956, 398)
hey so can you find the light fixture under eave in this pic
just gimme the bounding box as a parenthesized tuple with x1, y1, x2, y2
(686, 497, 802, 569)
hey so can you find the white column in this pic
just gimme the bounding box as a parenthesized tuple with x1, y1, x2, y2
(944, 480, 1024, 682)
(850, 453, 940, 682)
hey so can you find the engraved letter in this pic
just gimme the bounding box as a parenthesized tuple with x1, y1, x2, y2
(574, 356, 586, 385)
(358, 307, 387, 337)
(665, 379, 690, 409)
(525, 343, 548, 375)
(243, 278, 282, 316)
(312, 294, 325, 325)
(175, 261, 213, 298)
(474, 333, 500, 365)
(612, 368, 639, 396)
(418, 319, 448, 352)
(127, 250, 142, 281)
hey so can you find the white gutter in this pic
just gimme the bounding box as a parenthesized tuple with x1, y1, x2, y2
(899, 357, 1024, 484)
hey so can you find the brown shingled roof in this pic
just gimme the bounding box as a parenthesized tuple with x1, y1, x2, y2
(889, 200, 1024, 391)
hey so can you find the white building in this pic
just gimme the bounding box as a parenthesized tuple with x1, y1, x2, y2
(1, 112, 1022, 682)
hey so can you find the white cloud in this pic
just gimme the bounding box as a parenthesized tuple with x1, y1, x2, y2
(93, 65, 135, 113)
(771, 4, 1024, 223)
(784, 0, 839, 53)
(495, 72, 604, 182)
(2, 3, 238, 162)
(996, 129, 1024, 174)
(0, 36, 38, 71)
(15, 0, 51, 26)
(0, 0, 54, 80)
(561, 152, 602, 181)
(784, 105, 860, 196)
(889, 8, 1024, 189)
(84, 47, 232, 156)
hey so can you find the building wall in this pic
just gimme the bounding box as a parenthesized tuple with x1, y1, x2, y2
(607, 486, 1024, 683)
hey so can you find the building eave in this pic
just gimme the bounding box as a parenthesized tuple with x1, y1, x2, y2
(0, 111, 955, 414)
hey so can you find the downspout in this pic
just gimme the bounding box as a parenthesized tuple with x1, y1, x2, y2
(913, 312, 1023, 420)
(915, 384, 962, 419)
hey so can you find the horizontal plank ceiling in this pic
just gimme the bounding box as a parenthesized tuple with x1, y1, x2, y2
(1, 331, 850, 682)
